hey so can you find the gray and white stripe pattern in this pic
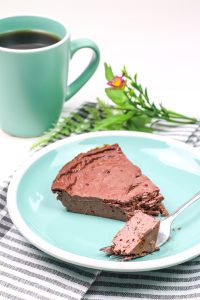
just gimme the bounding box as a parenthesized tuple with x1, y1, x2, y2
(0, 180, 100, 300)
(1, 114, 200, 299)
(152, 121, 200, 147)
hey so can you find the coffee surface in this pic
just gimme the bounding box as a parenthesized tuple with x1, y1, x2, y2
(0, 30, 60, 50)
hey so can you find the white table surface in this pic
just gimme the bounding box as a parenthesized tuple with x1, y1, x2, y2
(1, 0, 200, 183)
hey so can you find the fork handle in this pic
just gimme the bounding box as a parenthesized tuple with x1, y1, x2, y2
(170, 191, 200, 222)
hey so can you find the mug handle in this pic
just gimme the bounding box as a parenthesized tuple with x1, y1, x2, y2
(65, 38, 100, 101)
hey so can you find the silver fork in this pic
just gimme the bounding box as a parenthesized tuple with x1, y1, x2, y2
(106, 191, 200, 261)
(156, 190, 200, 247)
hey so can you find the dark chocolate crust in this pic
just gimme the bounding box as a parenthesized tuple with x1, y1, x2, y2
(52, 144, 168, 220)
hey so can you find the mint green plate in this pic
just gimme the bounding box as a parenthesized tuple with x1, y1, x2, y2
(7, 131, 200, 272)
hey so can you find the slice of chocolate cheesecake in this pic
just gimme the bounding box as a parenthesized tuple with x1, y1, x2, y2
(52, 144, 168, 221)
(101, 210, 160, 260)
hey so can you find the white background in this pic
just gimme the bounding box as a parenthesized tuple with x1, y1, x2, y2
(1, 0, 200, 182)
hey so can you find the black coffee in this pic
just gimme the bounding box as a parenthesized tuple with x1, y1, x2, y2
(0, 30, 60, 50)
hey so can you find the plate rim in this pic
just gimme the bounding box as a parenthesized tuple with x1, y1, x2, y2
(7, 130, 200, 272)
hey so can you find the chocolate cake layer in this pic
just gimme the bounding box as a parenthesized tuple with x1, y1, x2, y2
(52, 144, 168, 220)
(101, 210, 160, 260)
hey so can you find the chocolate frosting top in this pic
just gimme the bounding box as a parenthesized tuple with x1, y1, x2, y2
(52, 144, 160, 204)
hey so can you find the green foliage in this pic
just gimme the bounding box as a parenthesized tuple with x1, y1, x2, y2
(104, 63, 114, 81)
(108, 63, 198, 124)
(105, 88, 132, 109)
(32, 63, 198, 150)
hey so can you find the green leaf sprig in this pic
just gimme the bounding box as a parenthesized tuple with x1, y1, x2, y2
(32, 63, 198, 149)
(105, 63, 197, 124)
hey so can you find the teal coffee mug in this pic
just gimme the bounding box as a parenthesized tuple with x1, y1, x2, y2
(0, 15, 100, 137)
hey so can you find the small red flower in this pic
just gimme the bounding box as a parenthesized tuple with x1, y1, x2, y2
(107, 75, 125, 89)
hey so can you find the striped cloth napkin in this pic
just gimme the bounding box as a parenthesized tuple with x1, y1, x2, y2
(0, 106, 200, 300)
